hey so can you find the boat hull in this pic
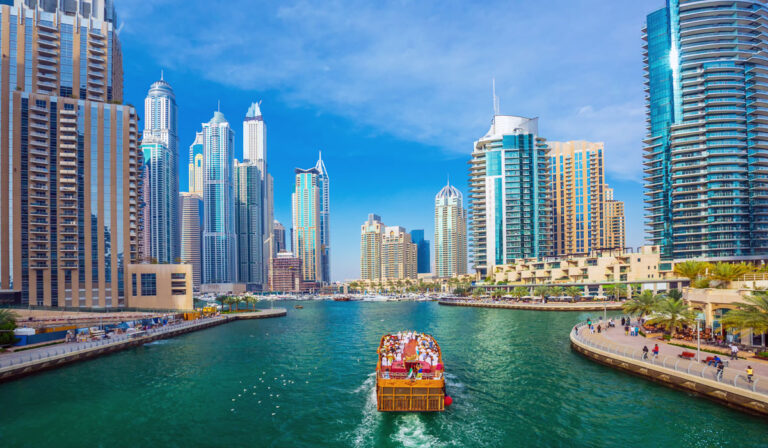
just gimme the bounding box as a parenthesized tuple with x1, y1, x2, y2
(376, 377, 445, 412)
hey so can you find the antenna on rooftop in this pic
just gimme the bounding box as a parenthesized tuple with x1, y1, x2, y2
(492, 78, 500, 116)
(217, 100, 220, 112)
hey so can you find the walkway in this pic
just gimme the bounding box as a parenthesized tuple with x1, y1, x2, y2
(439, 299, 623, 311)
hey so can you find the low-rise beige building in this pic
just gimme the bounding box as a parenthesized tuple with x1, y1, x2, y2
(684, 282, 768, 346)
(126, 264, 193, 310)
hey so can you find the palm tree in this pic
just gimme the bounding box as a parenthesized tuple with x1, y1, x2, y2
(0, 309, 18, 345)
(665, 289, 683, 300)
(511, 286, 528, 301)
(646, 298, 696, 338)
(471, 288, 484, 299)
(565, 286, 582, 302)
(549, 286, 564, 299)
(533, 286, 549, 301)
(491, 289, 504, 299)
(673, 260, 711, 283)
(602, 284, 614, 300)
(720, 291, 768, 346)
(609, 283, 627, 300)
(709, 262, 753, 288)
(622, 290, 662, 318)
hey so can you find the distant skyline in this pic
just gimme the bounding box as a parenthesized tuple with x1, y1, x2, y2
(117, 0, 653, 281)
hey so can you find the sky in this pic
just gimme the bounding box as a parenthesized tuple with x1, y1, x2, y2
(116, 0, 660, 282)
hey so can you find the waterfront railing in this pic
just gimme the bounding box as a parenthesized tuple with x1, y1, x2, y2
(0, 316, 227, 370)
(572, 322, 768, 397)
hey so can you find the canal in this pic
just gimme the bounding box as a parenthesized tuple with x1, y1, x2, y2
(0, 301, 765, 447)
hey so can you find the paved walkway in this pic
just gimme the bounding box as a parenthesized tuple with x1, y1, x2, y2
(579, 319, 768, 378)
(440, 299, 623, 311)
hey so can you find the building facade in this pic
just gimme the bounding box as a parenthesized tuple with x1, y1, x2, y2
(126, 263, 192, 311)
(202, 111, 236, 284)
(292, 166, 321, 283)
(234, 159, 264, 289)
(410, 229, 430, 274)
(188, 131, 203, 195)
(644, 1, 768, 260)
(273, 220, 286, 254)
(381, 226, 417, 280)
(548, 141, 624, 256)
(434, 182, 467, 278)
(361, 214, 385, 281)
(469, 115, 551, 275)
(315, 153, 330, 284)
(604, 187, 626, 251)
(271, 251, 303, 292)
(179, 192, 202, 289)
(0, 1, 143, 307)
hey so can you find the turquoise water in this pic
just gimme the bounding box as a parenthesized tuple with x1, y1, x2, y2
(0, 301, 766, 447)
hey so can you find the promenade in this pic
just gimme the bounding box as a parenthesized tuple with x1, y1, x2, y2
(0, 308, 287, 383)
(439, 299, 623, 312)
(571, 320, 768, 416)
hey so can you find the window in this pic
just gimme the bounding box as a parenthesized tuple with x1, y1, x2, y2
(140, 273, 157, 296)
(132, 274, 137, 294)
(171, 273, 186, 280)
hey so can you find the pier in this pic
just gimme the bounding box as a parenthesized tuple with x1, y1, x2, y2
(438, 299, 623, 312)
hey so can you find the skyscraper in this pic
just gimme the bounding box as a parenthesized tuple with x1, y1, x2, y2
(644, 1, 768, 259)
(434, 182, 467, 278)
(202, 112, 236, 284)
(409, 230, 431, 274)
(361, 214, 385, 281)
(141, 77, 179, 264)
(381, 226, 417, 280)
(188, 132, 204, 195)
(315, 153, 331, 283)
(234, 159, 264, 288)
(274, 220, 287, 254)
(0, 0, 142, 307)
(547, 141, 624, 256)
(469, 115, 551, 275)
(292, 166, 322, 284)
(605, 187, 626, 251)
(179, 192, 203, 288)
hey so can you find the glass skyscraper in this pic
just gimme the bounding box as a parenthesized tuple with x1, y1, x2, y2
(202, 111, 236, 284)
(315, 153, 330, 283)
(409, 229, 430, 274)
(469, 115, 551, 275)
(292, 155, 330, 284)
(434, 183, 467, 278)
(234, 159, 265, 288)
(0, 1, 142, 307)
(188, 132, 204, 195)
(644, 0, 768, 259)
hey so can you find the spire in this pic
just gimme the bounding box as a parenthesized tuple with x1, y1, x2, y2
(492, 78, 500, 116)
(160, 69, 164, 81)
(217, 100, 220, 112)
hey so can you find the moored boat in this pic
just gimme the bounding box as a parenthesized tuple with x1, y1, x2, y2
(294, 305, 303, 309)
(376, 331, 449, 412)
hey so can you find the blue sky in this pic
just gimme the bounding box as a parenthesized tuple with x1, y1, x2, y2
(117, 0, 657, 282)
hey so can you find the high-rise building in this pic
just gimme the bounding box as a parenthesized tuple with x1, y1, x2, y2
(202, 112, 236, 284)
(644, 1, 768, 259)
(434, 182, 467, 278)
(469, 115, 551, 275)
(409, 230, 430, 274)
(274, 220, 286, 254)
(243, 102, 266, 168)
(315, 153, 330, 283)
(381, 226, 417, 280)
(234, 159, 264, 288)
(188, 132, 204, 195)
(604, 187, 626, 251)
(179, 192, 203, 288)
(271, 251, 303, 292)
(292, 166, 322, 283)
(141, 77, 178, 264)
(361, 214, 385, 281)
(0, 1, 142, 306)
(548, 141, 624, 255)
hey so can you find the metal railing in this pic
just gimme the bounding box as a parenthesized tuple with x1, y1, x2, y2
(571, 322, 768, 396)
(0, 316, 227, 370)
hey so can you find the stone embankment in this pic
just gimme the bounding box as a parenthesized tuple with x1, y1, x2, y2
(439, 300, 623, 312)
(0, 308, 287, 384)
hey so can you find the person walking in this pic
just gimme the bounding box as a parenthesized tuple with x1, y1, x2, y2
(652, 344, 660, 359)
(642, 345, 649, 360)
(747, 366, 754, 384)
(621, 317, 626, 326)
(730, 343, 739, 361)
(625, 325, 630, 336)
(716, 361, 725, 382)
(597, 324, 602, 334)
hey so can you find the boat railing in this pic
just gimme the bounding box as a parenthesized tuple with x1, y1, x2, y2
(379, 370, 444, 380)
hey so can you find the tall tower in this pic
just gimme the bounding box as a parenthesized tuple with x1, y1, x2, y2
(0, 1, 142, 307)
(409, 230, 430, 274)
(381, 227, 417, 280)
(274, 220, 287, 254)
(179, 192, 203, 288)
(644, 1, 768, 259)
(202, 111, 236, 284)
(361, 214, 385, 281)
(141, 77, 179, 263)
(315, 153, 330, 283)
(234, 159, 264, 288)
(469, 115, 551, 275)
(292, 167, 322, 284)
(434, 182, 467, 278)
(604, 188, 625, 251)
(188, 132, 204, 195)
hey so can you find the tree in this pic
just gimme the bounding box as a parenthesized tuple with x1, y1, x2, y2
(602, 284, 614, 299)
(472, 288, 484, 299)
(533, 286, 549, 300)
(665, 289, 683, 300)
(491, 289, 504, 299)
(646, 298, 696, 338)
(709, 262, 753, 288)
(0, 309, 18, 346)
(720, 291, 768, 343)
(673, 260, 711, 283)
(608, 283, 627, 300)
(565, 286, 582, 302)
(511, 286, 528, 301)
(549, 286, 564, 299)
(622, 290, 662, 318)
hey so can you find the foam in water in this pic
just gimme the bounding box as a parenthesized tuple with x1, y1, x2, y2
(347, 373, 379, 448)
(391, 414, 445, 448)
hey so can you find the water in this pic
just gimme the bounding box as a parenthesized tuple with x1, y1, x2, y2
(0, 301, 765, 447)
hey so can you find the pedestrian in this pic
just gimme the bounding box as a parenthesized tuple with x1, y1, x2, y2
(747, 366, 754, 383)
(574, 325, 579, 335)
(716, 361, 725, 382)
(652, 344, 659, 359)
(621, 317, 625, 326)
(642, 345, 649, 360)
(597, 324, 601, 334)
(625, 325, 630, 336)
(730, 343, 739, 360)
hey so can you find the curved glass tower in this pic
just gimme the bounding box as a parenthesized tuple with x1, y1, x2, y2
(644, 0, 768, 259)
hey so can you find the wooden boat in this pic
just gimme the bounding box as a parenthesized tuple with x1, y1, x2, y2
(376, 332, 448, 412)
(294, 305, 303, 309)
(333, 297, 351, 302)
